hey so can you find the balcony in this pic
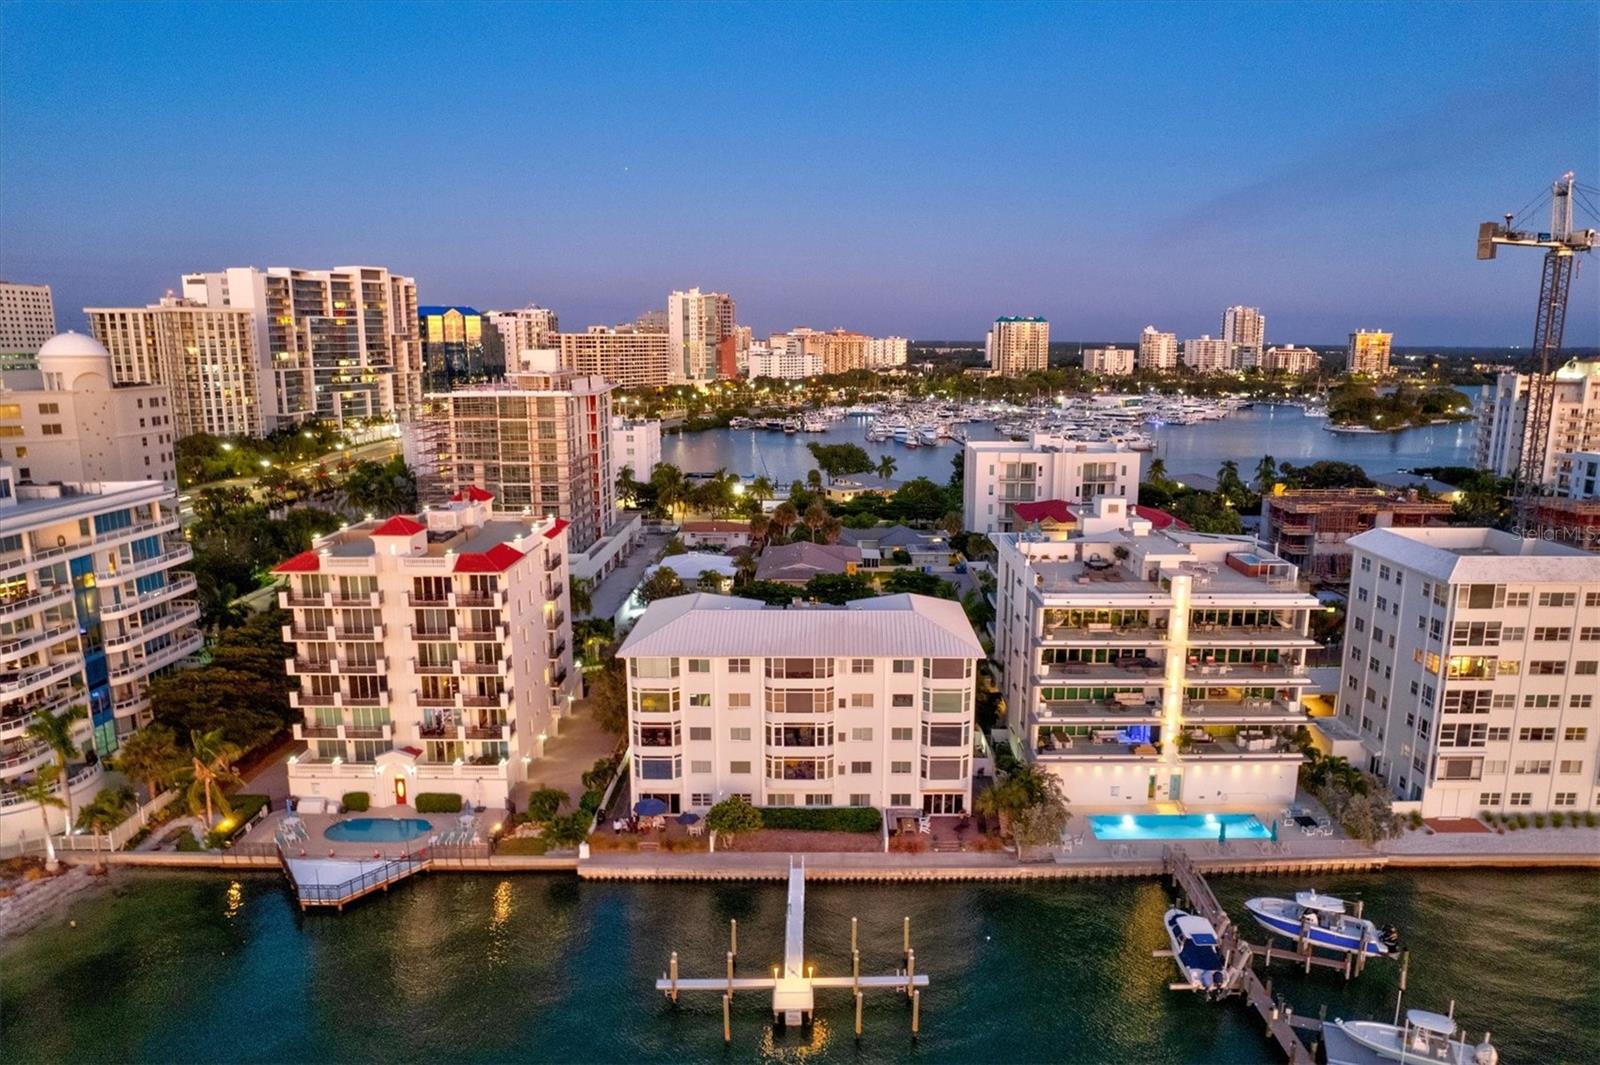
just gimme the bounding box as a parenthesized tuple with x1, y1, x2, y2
(286, 656, 386, 676)
(1036, 732, 1162, 760)
(547, 638, 567, 660)
(1183, 661, 1311, 686)
(1180, 728, 1301, 759)
(0, 513, 179, 577)
(0, 658, 82, 699)
(453, 589, 504, 608)
(1187, 624, 1314, 646)
(1036, 698, 1161, 724)
(456, 625, 505, 642)
(544, 554, 563, 572)
(98, 543, 193, 583)
(458, 658, 506, 675)
(103, 602, 201, 654)
(0, 741, 53, 773)
(101, 573, 197, 620)
(296, 723, 340, 740)
(460, 692, 509, 709)
(282, 590, 331, 609)
(413, 660, 457, 675)
(410, 626, 454, 642)
(331, 590, 382, 608)
(546, 609, 566, 630)
(107, 630, 203, 680)
(552, 667, 568, 688)
(1182, 699, 1305, 725)
(463, 722, 510, 741)
(1041, 623, 1166, 645)
(1039, 659, 1163, 682)
(545, 580, 565, 602)
(0, 585, 73, 623)
(0, 621, 78, 662)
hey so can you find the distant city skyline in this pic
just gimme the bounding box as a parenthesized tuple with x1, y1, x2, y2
(1, 2, 1596, 346)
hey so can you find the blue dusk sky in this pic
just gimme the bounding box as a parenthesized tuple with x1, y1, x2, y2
(1, 1, 1596, 346)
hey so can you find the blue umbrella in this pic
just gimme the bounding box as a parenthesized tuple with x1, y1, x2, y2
(1218, 821, 1227, 844)
(1270, 818, 1280, 843)
(634, 798, 669, 817)
(675, 812, 702, 825)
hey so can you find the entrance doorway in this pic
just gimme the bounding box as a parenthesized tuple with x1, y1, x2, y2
(922, 793, 965, 815)
(394, 777, 408, 805)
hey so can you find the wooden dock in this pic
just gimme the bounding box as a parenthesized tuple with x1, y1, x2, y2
(1162, 845, 1339, 1064)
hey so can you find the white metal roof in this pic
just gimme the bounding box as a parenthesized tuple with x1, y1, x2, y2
(617, 592, 984, 660)
(1348, 526, 1598, 583)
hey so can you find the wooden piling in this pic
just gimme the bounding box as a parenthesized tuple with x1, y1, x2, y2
(730, 918, 738, 960)
(726, 952, 734, 996)
(905, 948, 915, 997)
(854, 990, 863, 1037)
(670, 952, 679, 1002)
(902, 915, 911, 956)
(722, 993, 730, 1043)
(911, 989, 920, 1035)
(851, 915, 858, 953)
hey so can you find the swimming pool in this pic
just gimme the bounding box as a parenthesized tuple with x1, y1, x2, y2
(324, 817, 433, 843)
(1088, 813, 1270, 841)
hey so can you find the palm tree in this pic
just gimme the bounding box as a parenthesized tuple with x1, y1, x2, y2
(113, 723, 184, 814)
(185, 728, 243, 830)
(18, 767, 66, 871)
(876, 455, 897, 480)
(76, 785, 135, 835)
(1147, 457, 1169, 484)
(749, 476, 774, 506)
(806, 468, 824, 492)
(770, 501, 798, 544)
(731, 547, 759, 586)
(310, 464, 334, 496)
(570, 578, 593, 618)
(802, 500, 830, 538)
(26, 704, 87, 823)
(748, 513, 771, 548)
(649, 464, 687, 520)
(1254, 455, 1279, 495)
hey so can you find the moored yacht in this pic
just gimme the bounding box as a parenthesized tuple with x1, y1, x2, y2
(1163, 908, 1228, 993)
(1334, 1010, 1497, 1065)
(1244, 890, 1397, 956)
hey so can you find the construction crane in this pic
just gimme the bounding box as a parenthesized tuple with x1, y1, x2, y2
(1476, 172, 1598, 504)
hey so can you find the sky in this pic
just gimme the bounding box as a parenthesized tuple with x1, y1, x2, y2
(2, 1, 1597, 346)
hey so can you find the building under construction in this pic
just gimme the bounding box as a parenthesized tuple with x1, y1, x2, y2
(1261, 489, 1454, 584)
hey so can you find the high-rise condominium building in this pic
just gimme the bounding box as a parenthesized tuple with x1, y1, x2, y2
(747, 342, 823, 381)
(618, 592, 984, 816)
(668, 288, 736, 382)
(556, 326, 673, 388)
(993, 497, 1318, 807)
(484, 306, 559, 368)
(0, 464, 199, 762)
(1182, 335, 1233, 373)
(867, 336, 909, 369)
(172, 265, 422, 429)
(419, 306, 498, 391)
(1474, 358, 1600, 483)
(962, 434, 1142, 536)
(1083, 346, 1135, 376)
(1222, 306, 1266, 368)
(987, 317, 1049, 376)
(0, 281, 56, 368)
(0, 332, 176, 485)
(274, 493, 577, 812)
(89, 298, 263, 438)
(1261, 345, 1319, 375)
(1338, 526, 1600, 815)
(411, 365, 615, 550)
(1137, 326, 1179, 372)
(1346, 329, 1393, 376)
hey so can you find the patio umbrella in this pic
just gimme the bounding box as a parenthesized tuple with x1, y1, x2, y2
(675, 812, 702, 825)
(1270, 818, 1280, 843)
(1218, 821, 1227, 844)
(634, 798, 669, 817)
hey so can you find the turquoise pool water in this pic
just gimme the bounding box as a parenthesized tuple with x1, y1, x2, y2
(324, 817, 433, 843)
(1089, 813, 1270, 840)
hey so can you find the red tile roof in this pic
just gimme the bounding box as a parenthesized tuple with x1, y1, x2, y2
(450, 486, 495, 503)
(680, 521, 749, 533)
(1010, 499, 1076, 524)
(542, 519, 568, 540)
(371, 515, 427, 536)
(453, 542, 525, 573)
(273, 550, 321, 573)
(1131, 505, 1188, 531)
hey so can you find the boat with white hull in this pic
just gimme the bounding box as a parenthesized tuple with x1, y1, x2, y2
(1244, 890, 1397, 956)
(1333, 1009, 1497, 1065)
(1163, 908, 1228, 993)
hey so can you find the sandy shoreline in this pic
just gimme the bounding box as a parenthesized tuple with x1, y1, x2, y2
(0, 863, 119, 947)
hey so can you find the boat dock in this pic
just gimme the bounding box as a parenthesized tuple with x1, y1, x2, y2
(653, 860, 930, 1037)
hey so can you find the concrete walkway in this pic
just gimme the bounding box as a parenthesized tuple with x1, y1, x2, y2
(587, 530, 669, 620)
(513, 700, 620, 809)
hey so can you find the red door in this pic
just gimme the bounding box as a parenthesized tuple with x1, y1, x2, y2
(394, 777, 408, 805)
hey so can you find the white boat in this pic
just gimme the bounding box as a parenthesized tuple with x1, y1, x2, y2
(1334, 1009, 1497, 1065)
(1163, 908, 1228, 993)
(1244, 890, 1397, 957)
(801, 414, 828, 432)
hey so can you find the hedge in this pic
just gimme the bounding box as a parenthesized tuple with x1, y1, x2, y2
(755, 806, 881, 833)
(416, 792, 463, 814)
(204, 793, 270, 848)
(342, 791, 371, 812)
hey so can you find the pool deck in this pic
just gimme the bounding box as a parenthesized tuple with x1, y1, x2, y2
(241, 806, 495, 862)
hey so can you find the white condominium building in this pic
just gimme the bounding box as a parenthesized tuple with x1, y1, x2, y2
(1474, 358, 1600, 484)
(557, 326, 673, 388)
(1346, 329, 1393, 376)
(1137, 326, 1179, 372)
(1554, 450, 1600, 499)
(994, 498, 1318, 807)
(617, 593, 984, 816)
(1261, 345, 1319, 375)
(170, 265, 422, 429)
(275, 493, 577, 812)
(411, 366, 615, 551)
(867, 336, 909, 368)
(987, 317, 1049, 376)
(0, 332, 176, 486)
(1182, 335, 1233, 373)
(0, 281, 56, 368)
(87, 297, 262, 437)
(669, 288, 736, 382)
(962, 434, 1141, 536)
(485, 306, 559, 366)
(1339, 526, 1600, 816)
(1222, 306, 1266, 368)
(1, 464, 199, 775)
(1083, 346, 1135, 376)
(611, 416, 662, 479)
(747, 342, 823, 381)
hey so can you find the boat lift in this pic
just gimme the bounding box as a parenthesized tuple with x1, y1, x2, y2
(654, 859, 929, 1039)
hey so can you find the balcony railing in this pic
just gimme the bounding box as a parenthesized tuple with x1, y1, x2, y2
(545, 581, 565, 602)
(0, 621, 77, 661)
(546, 609, 565, 630)
(0, 658, 82, 697)
(101, 573, 197, 620)
(0, 584, 74, 622)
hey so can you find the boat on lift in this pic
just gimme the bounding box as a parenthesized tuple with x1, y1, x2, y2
(1333, 1009, 1497, 1065)
(1244, 890, 1397, 956)
(1163, 908, 1228, 994)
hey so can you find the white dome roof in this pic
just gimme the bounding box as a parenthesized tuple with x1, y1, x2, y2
(38, 330, 112, 360)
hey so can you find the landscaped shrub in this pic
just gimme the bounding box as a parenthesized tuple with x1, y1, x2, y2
(525, 788, 566, 822)
(416, 793, 463, 814)
(1478, 810, 1495, 826)
(1586, 811, 1597, 828)
(1532, 812, 1546, 828)
(175, 828, 202, 852)
(342, 791, 371, 812)
(578, 790, 602, 814)
(1550, 811, 1566, 828)
(204, 794, 270, 848)
(1407, 810, 1424, 830)
(1515, 813, 1529, 829)
(756, 806, 882, 833)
